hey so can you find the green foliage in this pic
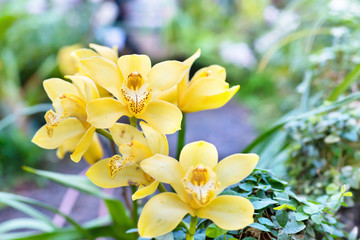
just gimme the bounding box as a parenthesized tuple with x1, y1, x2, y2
(284, 106, 360, 196)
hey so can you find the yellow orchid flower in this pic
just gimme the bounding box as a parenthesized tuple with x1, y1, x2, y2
(138, 141, 258, 238)
(158, 49, 240, 113)
(57, 44, 83, 75)
(70, 43, 119, 97)
(78, 52, 188, 134)
(86, 121, 168, 200)
(32, 76, 103, 164)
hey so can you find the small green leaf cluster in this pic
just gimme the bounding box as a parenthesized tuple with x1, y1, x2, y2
(284, 106, 360, 196)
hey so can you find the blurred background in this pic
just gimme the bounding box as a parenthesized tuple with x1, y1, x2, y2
(1, 0, 360, 237)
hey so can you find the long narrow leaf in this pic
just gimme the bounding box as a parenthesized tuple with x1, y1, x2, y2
(22, 166, 135, 238)
(0, 196, 56, 230)
(0, 192, 92, 239)
(0, 218, 54, 233)
(328, 64, 360, 101)
(22, 166, 108, 199)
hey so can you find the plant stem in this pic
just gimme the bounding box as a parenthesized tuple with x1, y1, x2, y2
(176, 113, 186, 159)
(131, 185, 138, 225)
(186, 216, 197, 240)
(96, 129, 113, 141)
(179, 220, 190, 232)
(158, 183, 167, 193)
(129, 116, 137, 128)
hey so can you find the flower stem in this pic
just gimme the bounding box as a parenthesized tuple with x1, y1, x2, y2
(96, 129, 113, 141)
(129, 116, 137, 128)
(186, 216, 197, 240)
(131, 185, 138, 225)
(176, 113, 187, 159)
(158, 183, 167, 193)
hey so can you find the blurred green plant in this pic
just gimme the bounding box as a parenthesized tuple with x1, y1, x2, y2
(0, 0, 96, 187)
(284, 106, 360, 196)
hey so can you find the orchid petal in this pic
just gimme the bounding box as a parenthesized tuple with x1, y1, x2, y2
(147, 61, 188, 92)
(132, 180, 159, 201)
(179, 141, 218, 172)
(86, 158, 148, 188)
(138, 192, 193, 238)
(140, 121, 169, 155)
(80, 56, 123, 99)
(215, 153, 259, 192)
(109, 123, 147, 147)
(118, 55, 151, 80)
(86, 98, 129, 129)
(136, 100, 182, 134)
(197, 195, 254, 230)
(43, 78, 78, 102)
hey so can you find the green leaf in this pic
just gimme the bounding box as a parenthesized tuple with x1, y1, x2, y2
(249, 223, 270, 232)
(343, 192, 353, 197)
(276, 210, 288, 228)
(104, 198, 135, 240)
(251, 199, 278, 210)
(205, 223, 227, 238)
(328, 64, 360, 101)
(0, 218, 54, 233)
(310, 213, 323, 224)
(277, 231, 290, 240)
(258, 217, 276, 227)
(22, 166, 107, 199)
(295, 212, 309, 221)
(0, 194, 56, 230)
(155, 232, 174, 240)
(23, 167, 134, 240)
(0, 192, 91, 239)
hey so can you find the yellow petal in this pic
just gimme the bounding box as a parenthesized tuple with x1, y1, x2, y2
(32, 118, 86, 149)
(43, 78, 79, 102)
(65, 75, 100, 102)
(132, 180, 159, 201)
(140, 154, 188, 202)
(179, 141, 218, 172)
(80, 56, 123, 99)
(109, 123, 147, 147)
(119, 140, 152, 163)
(138, 192, 193, 238)
(86, 98, 129, 128)
(56, 133, 83, 159)
(179, 77, 239, 113)
(57, 44, 83, 75)
(214, 153, 259, 192)
(156, 85, 178, 104)
(70, 126, 96, 163)
(86, 158, 148, 188)
(71, 48, 98, 60)
(197, 195, 254, 230)
(83, 133, 103, 165)
(136, 100, 182, 134)
(89, 43, 118, 63)
(147, 60, 188, 92)
(140, 121, 169, 155)
(177, 49, 201, 100)
(192, 65, 226, 82)
(117, 54, 151, 80)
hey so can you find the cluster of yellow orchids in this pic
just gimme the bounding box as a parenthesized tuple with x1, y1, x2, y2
(32, 43, 259, 239)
